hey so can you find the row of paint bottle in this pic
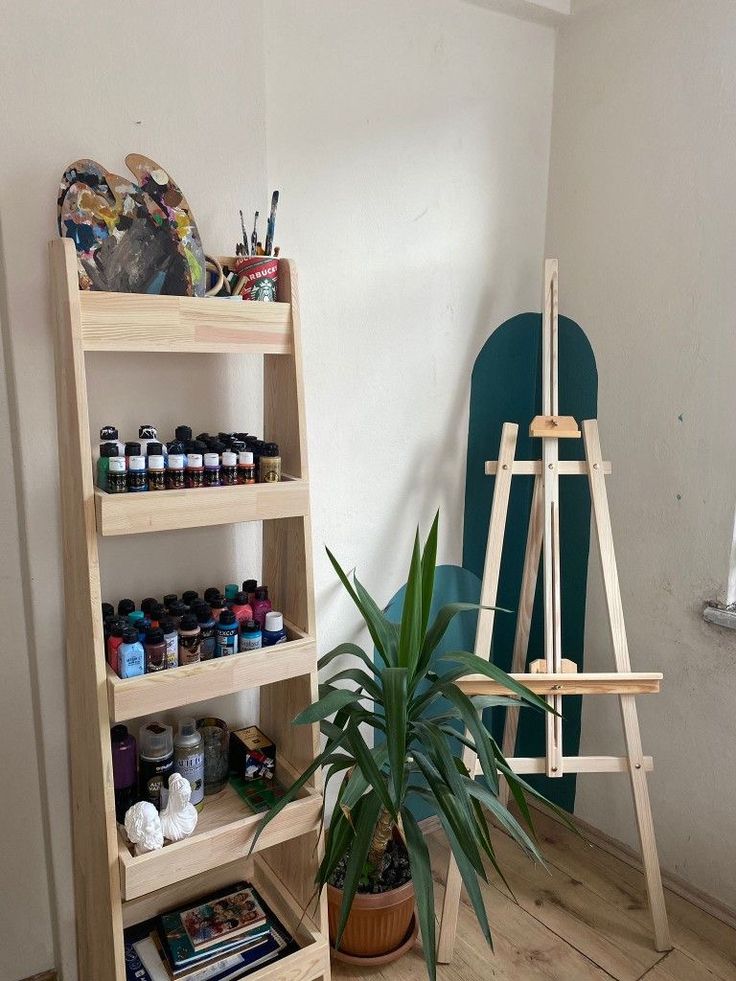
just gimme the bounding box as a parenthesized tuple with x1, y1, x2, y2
(104, 580, 288, 679)
(96, 425, 282, 493)
(111, 718, 205, 819)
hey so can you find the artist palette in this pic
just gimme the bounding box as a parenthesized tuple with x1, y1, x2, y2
(57, 154, 206, 296)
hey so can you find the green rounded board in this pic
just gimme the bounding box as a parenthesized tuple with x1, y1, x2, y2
(464, 313, 597, 810)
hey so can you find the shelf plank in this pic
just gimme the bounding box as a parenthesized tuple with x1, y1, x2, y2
(79, 291, 292, 354)
(118, 777, 322, 901)
(95, 478, 309, 536)
(108, 629, 315, 722)
(456, 671, 663, 697)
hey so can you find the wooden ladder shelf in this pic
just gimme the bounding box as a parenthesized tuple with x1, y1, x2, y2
(437, 259, 672, 964)
(50, 238, 330, 981)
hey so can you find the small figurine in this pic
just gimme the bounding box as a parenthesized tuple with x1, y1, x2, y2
(124, 801, 164, 855)
(160, 773, 199, 842)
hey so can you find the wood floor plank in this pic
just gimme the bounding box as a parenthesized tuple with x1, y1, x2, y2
(478, 830, 661, 980)
(640, 948, 724, 981)
(519, 806, 736, 981)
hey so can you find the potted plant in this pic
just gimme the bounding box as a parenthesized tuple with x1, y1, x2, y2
(253, 514, 559, 980)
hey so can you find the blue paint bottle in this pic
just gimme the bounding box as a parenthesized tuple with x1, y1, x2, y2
(262, 611, 288, 647)
(194, 602, 217, 661)
(240, 619, 262, 651)
(215, 609, 239, 656)
(119, 626, 145, 678)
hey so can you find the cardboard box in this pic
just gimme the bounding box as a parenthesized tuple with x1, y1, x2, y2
(230, 725, 276, 781)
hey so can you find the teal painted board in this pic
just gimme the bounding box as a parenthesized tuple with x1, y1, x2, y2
(463, 314, 597, 810)
(377, 564, 481, 824)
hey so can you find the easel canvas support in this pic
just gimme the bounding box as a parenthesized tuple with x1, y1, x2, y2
(437, 261, 671, 963)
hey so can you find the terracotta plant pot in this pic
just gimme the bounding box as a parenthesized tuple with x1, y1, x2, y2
(327, 878, 415, 958)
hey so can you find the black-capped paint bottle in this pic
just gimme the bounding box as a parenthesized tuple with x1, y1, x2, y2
(97, 442, 117, 491)
(119, 626, 144, 679)
(175, 425, 193, 445)
(139, 425, 165, 458)
(160, 617, 179, 669)
(163, 593, 177, 611)
(139, 721, 174, 809)
(111, 724, 137, 823)
(243, 579, 258, 606)
(100, 425, 125, 457)
(127, 455, 148, 492)
(144, 627, 167, 672)
(118, 598, 136, 619)
(182, 590, 199, 607)
(146, 443, 166, 491)
(168, 600, 188, 629)
(194, 602, 217, 661)
(125, 441, 141, 466)
(240, 619, 262, 651)
(216, 609, 239, 656)
(178, 613, 201, 664)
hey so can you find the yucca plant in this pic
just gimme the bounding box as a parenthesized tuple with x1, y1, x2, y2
(253, 513, 558, 980)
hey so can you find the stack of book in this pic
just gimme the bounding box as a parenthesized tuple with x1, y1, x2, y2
(124, 882, 296, 980)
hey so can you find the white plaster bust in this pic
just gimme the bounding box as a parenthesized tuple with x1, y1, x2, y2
(160, 773, 199, 842)
(124, 801, 164, 855)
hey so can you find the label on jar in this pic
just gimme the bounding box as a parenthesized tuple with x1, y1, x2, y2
(175, 751, 204, 806)
(179, 631, 201, 664)
(259, 456, 281, 482)
(163, 632, 179, 669)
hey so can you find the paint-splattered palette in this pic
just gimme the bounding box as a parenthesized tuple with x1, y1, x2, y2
(57, 155, 206, 296)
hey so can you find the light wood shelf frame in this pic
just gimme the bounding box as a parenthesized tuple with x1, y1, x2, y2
(50, 238, 329, 981)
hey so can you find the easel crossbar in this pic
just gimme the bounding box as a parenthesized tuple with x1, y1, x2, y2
(456, 672, 662, 697)
(476, 756, 654, 776)
(486, 460, 612, 475)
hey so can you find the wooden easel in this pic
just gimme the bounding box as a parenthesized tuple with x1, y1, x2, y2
(437, 260, 672, 962)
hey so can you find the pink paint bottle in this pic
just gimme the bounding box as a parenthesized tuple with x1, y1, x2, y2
(231, 591, 253, 628)
(252, 586, 272, 629)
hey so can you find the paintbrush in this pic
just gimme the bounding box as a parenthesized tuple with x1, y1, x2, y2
(251, 211, 259, 258)
(265, 190, 279, 256)
(239, 209, 249, 255)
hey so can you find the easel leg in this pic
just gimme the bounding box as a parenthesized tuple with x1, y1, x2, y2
(620, 694, 672, 950)
(583, 419, 671, 951)
(437, 423, 518, 963)
(500, 475, 543, 807)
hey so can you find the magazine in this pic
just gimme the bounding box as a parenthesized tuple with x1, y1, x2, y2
(181, 886, 266, 951)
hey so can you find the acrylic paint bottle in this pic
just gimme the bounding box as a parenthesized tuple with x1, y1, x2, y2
(216, 609, 239, 656)
(203, 452, 221, 487)
(259, 443, 281, 483)
(118, 598, 136, 619)
(160, 617, 179, 669)
(125, 441, 141, 466)
(221, 450, 238, 486)
(242, 579, 258, 606)
(119, 626, 145, 679)
(168, 600, 189, 627)
(97, 442, 117, 491)
(262, 611, 288, 646)
(204, 587, 221, 605)
(231, 591, 253, 627)
(107, 455, 127, 493)
(147, 445, 166, 491)
(209, 592, 227, 623)
(111, 724, 137, 824)
(100, 425, 125, 457)
(252, 586, 272, 629)
(175, 425, 193, 445)
(139, 721, 174, 809)
(166, 452, 185, 490)
(194, 603, 217, 661)
(127, 455, 148, 492)
(163, 593, 177, 611)
(182, 590, 199, 608)
(139, 425, 165, 458)
(107, 619, 126, 675)
(141, 597, 159, 618)
(240, 619, 262, 651)
(174, 719, 204, 810)
(178, 614, 201, 664)
(185, 452, 204, 488)
(102, 602, 114, 637)
(237, 450, 256, 485)
(144, 627, 167, 672)
(224, 583, 239, 602)
(128, 610, 147, 645)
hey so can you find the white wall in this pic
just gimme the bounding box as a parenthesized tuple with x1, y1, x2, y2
(1, 3, 556, 977)
(546, 0, 736, 909)
(0, 2, 267, 977)
(265, 0, 556, 670)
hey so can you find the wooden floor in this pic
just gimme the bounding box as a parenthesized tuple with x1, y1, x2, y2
(332, 807, 736, 981)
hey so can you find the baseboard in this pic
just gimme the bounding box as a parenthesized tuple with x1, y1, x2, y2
(419, 805, 736, 932)
(528, 799, 736, 931)
(21, 973, 57, 981)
